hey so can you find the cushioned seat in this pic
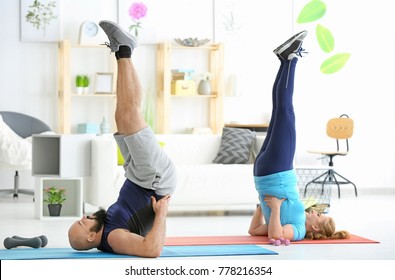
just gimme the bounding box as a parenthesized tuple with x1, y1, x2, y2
(304, 114, 357, 199)
(0, 111, 51, 199)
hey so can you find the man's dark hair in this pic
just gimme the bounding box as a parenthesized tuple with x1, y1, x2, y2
(90, 208, 107, 233)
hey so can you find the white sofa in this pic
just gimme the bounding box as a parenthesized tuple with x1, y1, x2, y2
(86, 133, 265, 212)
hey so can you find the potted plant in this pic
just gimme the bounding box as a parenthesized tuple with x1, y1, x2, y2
(82, 75, 90, 94)
(75, 75, 84, 94)
(43, 186, 67, 216)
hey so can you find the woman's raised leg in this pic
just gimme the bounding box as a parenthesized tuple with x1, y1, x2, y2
(254, 31, 307, 177)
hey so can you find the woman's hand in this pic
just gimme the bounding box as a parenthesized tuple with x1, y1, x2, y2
(263, 195, 285, 210)
(264, 195, 292, 240)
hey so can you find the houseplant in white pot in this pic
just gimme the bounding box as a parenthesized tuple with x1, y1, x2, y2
(82, 75, 90, 94)
(75, 75, 84, 94)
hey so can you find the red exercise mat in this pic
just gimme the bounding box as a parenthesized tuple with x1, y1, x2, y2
(165, 234, 379, 246)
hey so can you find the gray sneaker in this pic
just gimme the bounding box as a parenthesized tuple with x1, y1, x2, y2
(274, 30, 308, 59)
(99, 20, 137, 52)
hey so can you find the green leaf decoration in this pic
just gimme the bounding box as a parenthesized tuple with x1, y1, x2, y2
(297, 0, 327, 23)
(316, 24, 334, 53)
(320, 53, 351, 74)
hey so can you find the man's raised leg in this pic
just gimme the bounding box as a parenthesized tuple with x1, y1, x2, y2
(99, 20, 177, 196)
(115, 56, 147, 135)
(99, 20, 145, 135)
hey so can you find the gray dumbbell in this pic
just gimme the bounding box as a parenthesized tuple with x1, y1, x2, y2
(3, 235, 47, 249)
(12, 235, 48, 247)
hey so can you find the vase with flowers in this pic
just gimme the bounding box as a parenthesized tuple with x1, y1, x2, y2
(198, 72, 213, 95)
(43, 186, 66, 216)
(128, 2, 148, 37)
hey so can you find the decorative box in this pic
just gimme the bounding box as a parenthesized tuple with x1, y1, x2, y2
(77, 123, 100, 134)
(171, 80, 196, 95)
(171, 69, 194, 81)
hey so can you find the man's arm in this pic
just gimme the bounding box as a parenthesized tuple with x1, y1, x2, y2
(107, 195, 170, 257)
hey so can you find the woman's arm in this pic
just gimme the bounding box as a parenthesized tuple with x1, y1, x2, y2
(248, 205, 268, 236)
(264, 196, 294, 240)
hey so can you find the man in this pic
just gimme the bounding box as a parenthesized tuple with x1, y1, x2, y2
(68, 20, 177, 257)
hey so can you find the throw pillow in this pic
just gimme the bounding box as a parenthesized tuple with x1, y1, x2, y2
(212, 127, 256, 164)
(117, 141, 166, 166)
(158, 141, 166, 148)
(117, 145, 125, 166)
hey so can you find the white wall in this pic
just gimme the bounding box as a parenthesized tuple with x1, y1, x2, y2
(292, 0, 395, 191)
(0, 0, 394, 191)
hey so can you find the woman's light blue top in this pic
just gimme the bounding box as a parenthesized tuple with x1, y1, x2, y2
(254, 169, 306, 241)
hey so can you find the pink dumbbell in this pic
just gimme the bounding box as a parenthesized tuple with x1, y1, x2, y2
(279, 237, 291, 245)
(268, 237, 290, 246)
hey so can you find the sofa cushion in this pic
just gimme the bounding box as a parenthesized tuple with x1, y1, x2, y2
(117, 144, 125, 166)
(156, 134, 222, 164)
(117, 140, 165, 166)
(212, 127, 256, 164)
(170, 163, 258, 207)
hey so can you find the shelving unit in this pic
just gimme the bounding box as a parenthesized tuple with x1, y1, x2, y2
(156, 42, 225, 134)
(32, 134, 93, 177)
(32, 134, 93, 220)
(58, 40, 117, 134)
(35, 177, 83, 220)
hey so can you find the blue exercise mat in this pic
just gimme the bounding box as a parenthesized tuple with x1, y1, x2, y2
(0, 245, 277, 260)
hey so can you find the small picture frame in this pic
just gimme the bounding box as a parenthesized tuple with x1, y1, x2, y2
(95, 72, 114, 94)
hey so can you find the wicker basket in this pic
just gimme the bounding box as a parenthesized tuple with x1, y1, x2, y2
(296, 167, 332, 214)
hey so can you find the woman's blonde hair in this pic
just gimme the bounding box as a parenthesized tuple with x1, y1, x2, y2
(305, 216, 350, 240)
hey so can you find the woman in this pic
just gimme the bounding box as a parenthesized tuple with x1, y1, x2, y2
(248, 31, 349, 241)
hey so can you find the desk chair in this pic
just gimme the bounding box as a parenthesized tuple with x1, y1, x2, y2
(304, 114, 357, 199)
(0, 111, 51, 199)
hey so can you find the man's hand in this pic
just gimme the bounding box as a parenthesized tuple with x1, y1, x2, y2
(263, 195, 285, 210)
(151, 195, 170, 218)
(109, 195, 171, 257)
